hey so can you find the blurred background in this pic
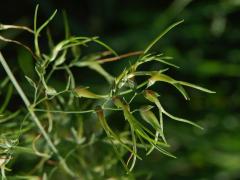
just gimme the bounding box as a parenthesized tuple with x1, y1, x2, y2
(1, 0, 240, 179)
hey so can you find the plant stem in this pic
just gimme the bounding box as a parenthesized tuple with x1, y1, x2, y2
(119, 81, 148, 96)
(98, 51, 143, 63)
(33, 108, 95, 114)
(0, 52, 76, 177)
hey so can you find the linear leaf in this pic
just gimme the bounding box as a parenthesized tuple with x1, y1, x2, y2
(178, 81, 216, 93)
(144, 20, 184, 54)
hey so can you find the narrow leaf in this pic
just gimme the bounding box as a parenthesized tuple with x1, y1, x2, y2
(144, 20, 184, 54)
(178, 81, 216, 93)
(163, 109, 203, 130)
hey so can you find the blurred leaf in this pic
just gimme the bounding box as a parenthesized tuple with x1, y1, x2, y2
(18, 49, 35, 77)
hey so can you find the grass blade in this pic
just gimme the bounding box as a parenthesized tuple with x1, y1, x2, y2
(144, 20, 184, 54)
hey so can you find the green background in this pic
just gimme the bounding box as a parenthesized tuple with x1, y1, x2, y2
(1, 0, 240, 179)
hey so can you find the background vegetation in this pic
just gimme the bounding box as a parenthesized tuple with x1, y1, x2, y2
(0, 0, 240, 179)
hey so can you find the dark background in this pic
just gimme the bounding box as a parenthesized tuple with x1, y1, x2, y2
(1, 0, 240, 179)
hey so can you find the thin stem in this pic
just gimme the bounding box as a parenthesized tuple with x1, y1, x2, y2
(0, 24, 34, 33)
(34, 5, 40, 57)
(0, 53, 31, 107)
(33, 107, 121, 114)
(98, 51, 143, 64)
(119, 81, 148, 96)
(33, 109, 95, 114)
(0, 35, 36, 59)
(0, 52, 76, 177)
(34, 89, 71, 107)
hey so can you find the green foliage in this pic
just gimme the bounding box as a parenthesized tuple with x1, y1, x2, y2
(0, 4, 216, 179)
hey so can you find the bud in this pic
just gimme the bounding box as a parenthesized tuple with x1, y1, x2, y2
(73, 87, 104, 99)
(144, 90, 159, 103)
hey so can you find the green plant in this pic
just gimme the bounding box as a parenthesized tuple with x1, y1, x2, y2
(0, 5, 215, 179)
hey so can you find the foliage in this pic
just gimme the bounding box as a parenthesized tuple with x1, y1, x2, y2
(0, 2, 223, 179)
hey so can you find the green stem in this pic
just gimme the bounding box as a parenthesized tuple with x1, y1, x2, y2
(33, 108, 95, 114)
(119, 81, 148, 96)
(0, 52, 76, 177)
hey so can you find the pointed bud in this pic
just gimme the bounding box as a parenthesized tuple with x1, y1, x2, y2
(144, 90, 160, 103)
(73, 87, 104, 99)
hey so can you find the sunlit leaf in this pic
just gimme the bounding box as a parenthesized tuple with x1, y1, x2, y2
(148, 72, 214, 100)
(144, 90, 203, 129)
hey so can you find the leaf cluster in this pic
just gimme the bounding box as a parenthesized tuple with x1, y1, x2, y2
(0, 5, 215, 179)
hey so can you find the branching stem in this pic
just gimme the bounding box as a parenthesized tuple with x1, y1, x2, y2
(0, 52, 76, 177)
